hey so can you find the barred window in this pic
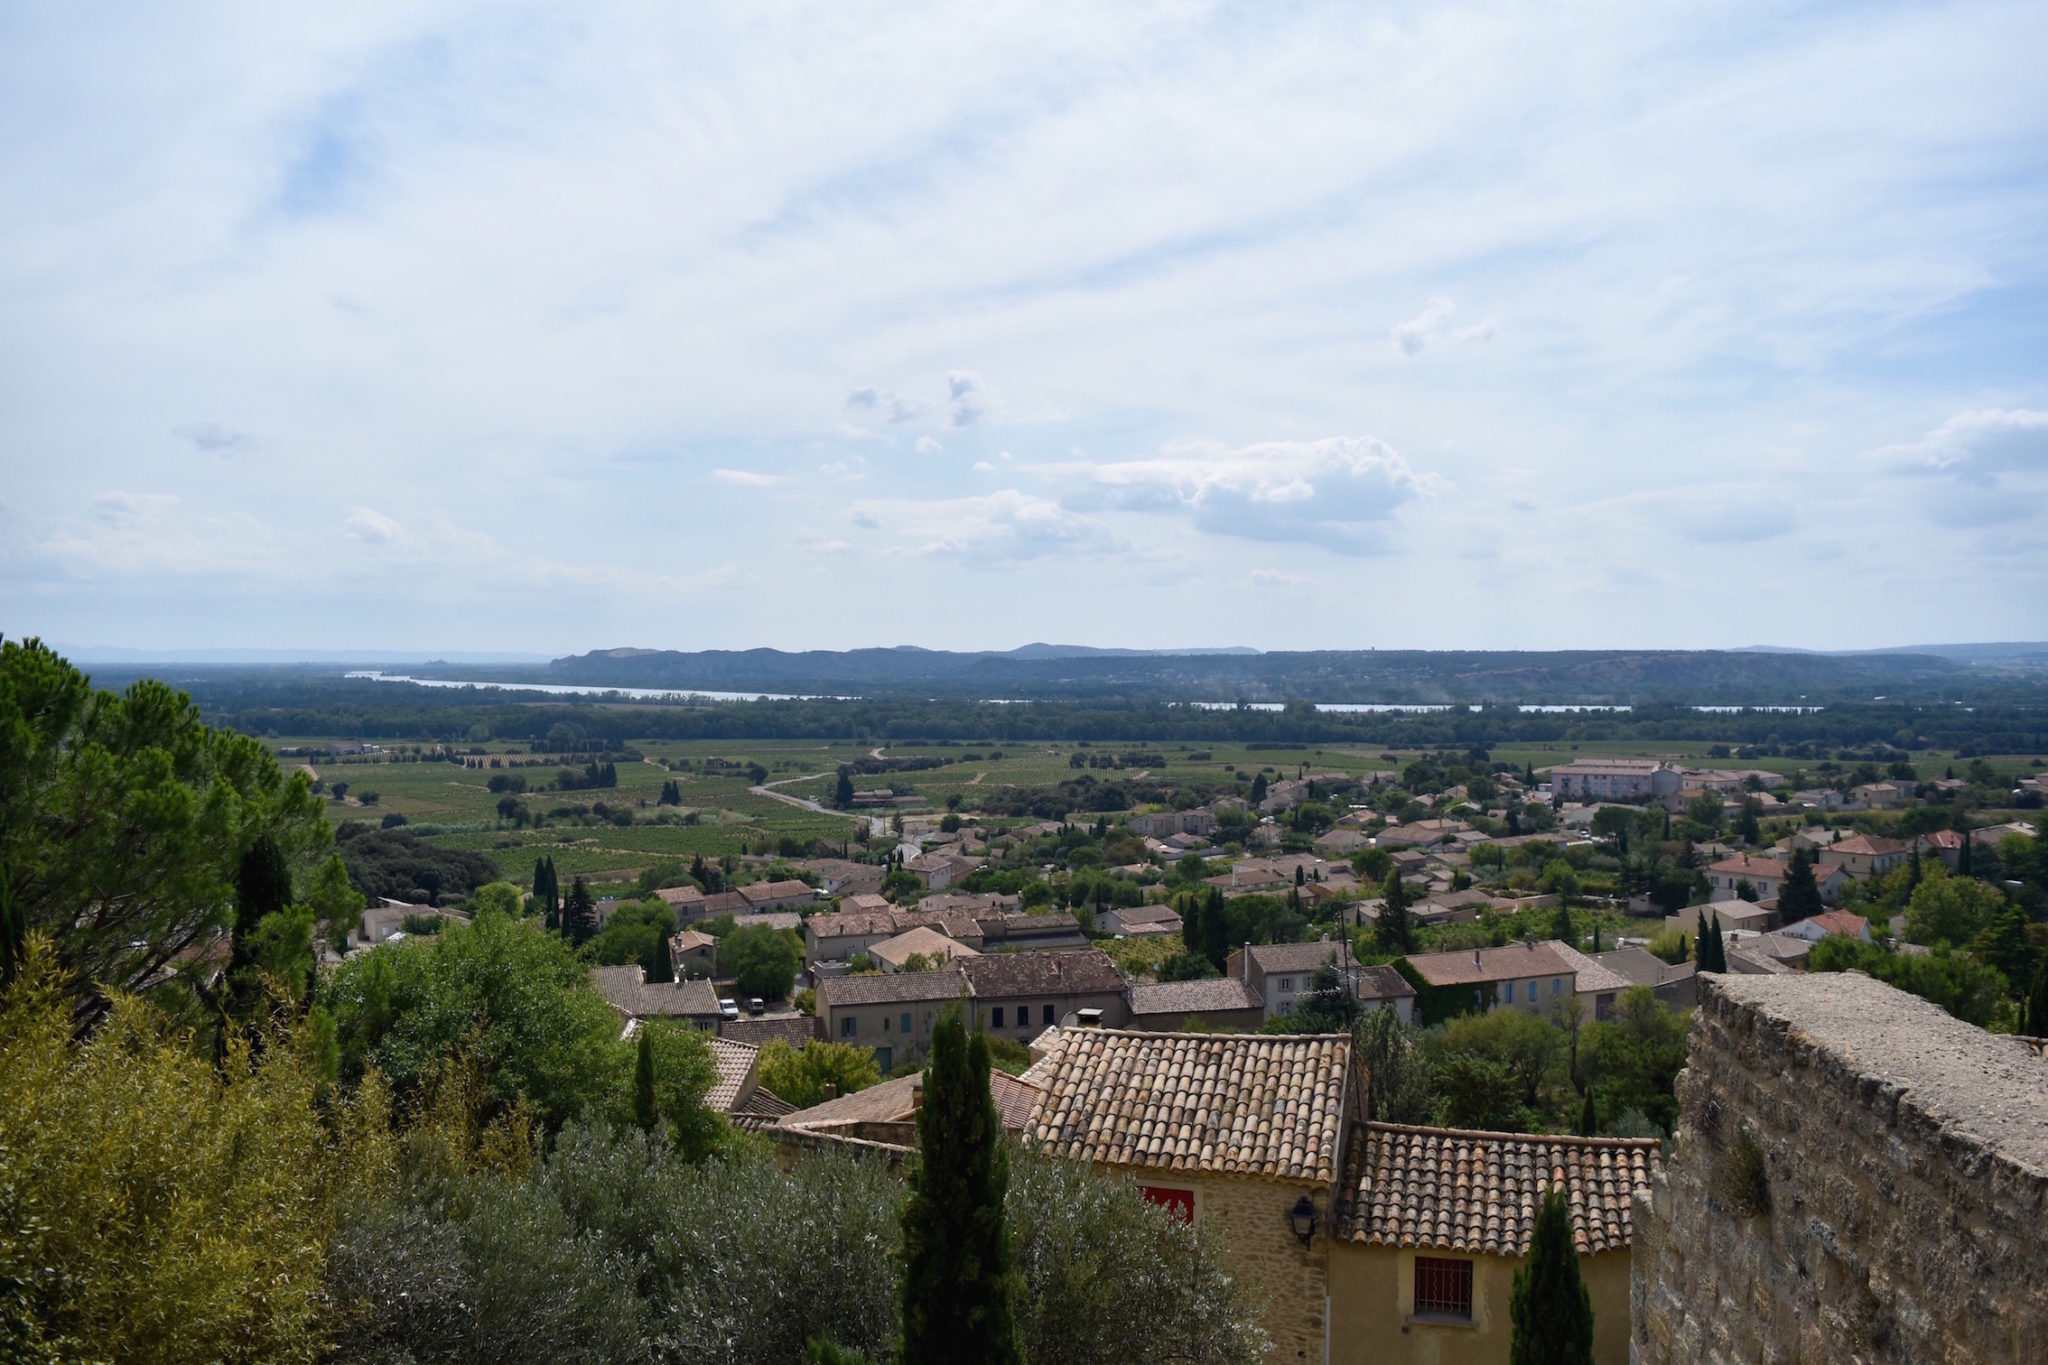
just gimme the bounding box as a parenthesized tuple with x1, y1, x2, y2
(1413, 1257, 1473, 1320)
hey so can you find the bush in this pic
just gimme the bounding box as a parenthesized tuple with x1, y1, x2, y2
(758, 1040, 882, 1109)
(723, 924, 802, 999)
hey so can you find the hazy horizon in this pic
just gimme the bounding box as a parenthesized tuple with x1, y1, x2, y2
(4, 3, 2045, 652)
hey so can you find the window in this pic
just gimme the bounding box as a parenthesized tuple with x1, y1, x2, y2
(882, 1014, 891, 1032)
(1503, 982, 1514, 1004)
(901, 1012, 912, 1034)
(1552, 977, 1562, 996)
(1278, 977, 1295, 993)
(841, 1016, 857, 1038)
(1140, 1186, 1195, 1223)
(1043, 1004, 1055, 1026)
(992, 1006, 1005, 1028)
(1413, 1257, 1473, 1320)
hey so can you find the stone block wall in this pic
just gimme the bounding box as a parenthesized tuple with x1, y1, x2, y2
(1632, 972, 2048, 1364)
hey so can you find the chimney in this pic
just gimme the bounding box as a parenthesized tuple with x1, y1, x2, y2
(823, 1082, 839, 1101)
(1473, 949, 1482, 968)
(910, 1079, 923, 1110)
(1243, 942, 1252, 983)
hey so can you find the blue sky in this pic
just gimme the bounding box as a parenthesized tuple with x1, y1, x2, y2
(2, 0, 2045, 654)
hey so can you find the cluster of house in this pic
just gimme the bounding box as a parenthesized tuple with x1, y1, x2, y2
(768, 1021, 1657, 1364)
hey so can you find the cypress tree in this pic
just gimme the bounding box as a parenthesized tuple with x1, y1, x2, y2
(647, 929, 675, 984)
(1249, 771, 1268, 804)
(0, 860, 24, 990)
(835, 769, 856, 809)
(634, 1030, 658, 1134)
(1200, 888, 1229, 972)
(1377, 874, 1413, 955)
(1509, 1185, 1595, 1365)
(228, 835, 294, 1015)
(1578, 1090, 1598, 1137)
(563, 876, 597, 947)
(901, 1010, 1022, 1365)
(1957, 821, 1973, 877)
(1907, 845, 1923, 892)
(1590, 923, 1602, 953)
(2026, 963, 2048, 1037)
(1778, 849, 1821, 924)
(1180, 892, 1200, 955)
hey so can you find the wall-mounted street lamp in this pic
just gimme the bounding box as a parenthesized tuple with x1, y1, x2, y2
(1288, 1195, 1319, 1248)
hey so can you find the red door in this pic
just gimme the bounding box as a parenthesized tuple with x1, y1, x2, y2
(1141, 1186, 1194, 1223)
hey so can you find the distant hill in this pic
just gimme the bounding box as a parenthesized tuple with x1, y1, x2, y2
(512, 645, 1981, 704)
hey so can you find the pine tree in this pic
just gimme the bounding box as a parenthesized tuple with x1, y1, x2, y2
(0, 860, 24, 990)
(1778, 849, 1821, 924)
(1377, 874, 1413, 955)
(633, 1030, 658, 1134)
(901, 1011, 1022, 1365)
(1509, 1185, 1595, 1365)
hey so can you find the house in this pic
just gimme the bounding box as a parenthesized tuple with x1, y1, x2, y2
(1098, 904, 1184, 938)
(718, 1014, 820, 1051)
(1125, 976, 1267, 1032)
(803, 859, 888, 899)
(956, 949, 1130, 1039)
(1022, 1029, 1365, 1365)
(1549, 942, 1638, 1020)
(1591, 945, 1698, 1010)
(1547, 758, 1683, 803)
(1403, 941, 1578, 1016)
(1204, 859, 1290, 894)
(1329, 1124, 1658, 1364)
(803, 908, 986, 964)
(977, 911, 1090, 952)
(1816, 834, 1910, 880)
(1851, 782, 1907, 809)
(1129, 809, 1218, 838)
(589, 966, 725, 1031)
(867, 925, 979, 973)
(737, 878, 823, 912)
(841, 891, 894, 913)
(1665, 900, 1777, 938)
(669, 929, 719, 978)
(904, 852, 976, 891)
(1780, 909, 1872, 944)
(1704, 854, 1791, 901)
(650, 884, 707, 918)
(703, 1037, 799, 1129)
(1916, 829, 1965, 870)
(1314, 829, 1373, 857)
(775, 1065, 1044, 1153)
(814, 968, 969, 1073)
(1226, 941, 1416, 1024)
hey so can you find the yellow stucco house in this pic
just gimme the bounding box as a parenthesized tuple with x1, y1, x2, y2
(1022, 1027, 1661, 1365)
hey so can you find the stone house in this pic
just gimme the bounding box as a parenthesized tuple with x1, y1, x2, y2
(1228, 941, 1416, 1024)
(867, 925, 978, 973)
(1098, 903, 1184, 938)
(814, 967, 968, 1073)
(1403, 941, 1579, 1016)
(1330, 1124, 1658, 1364)
(1664, 900, 1777, 939)
(736, 878, 824, 912)
(1591, 945, 1698, 1010)
(1548, 758, 1683, 803)
(1815, 833, 1910, 880)
(669, 928, 719, 978)
(1125, 976, 1267, 1032)
(1022, 1029, 1365, 1365)
(956, 949, 1130, 1040)
(1704, 855, 1790, 901)
(589, 966, 725, 1031)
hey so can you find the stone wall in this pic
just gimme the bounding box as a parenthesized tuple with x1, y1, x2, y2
(1632, 972, 2048, 1364)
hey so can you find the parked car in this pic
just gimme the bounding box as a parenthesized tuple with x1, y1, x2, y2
(746, 996, 766, 1015)
(719, 997, 739, 1021)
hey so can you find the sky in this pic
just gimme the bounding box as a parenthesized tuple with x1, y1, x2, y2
(3, 0, 2046, 657)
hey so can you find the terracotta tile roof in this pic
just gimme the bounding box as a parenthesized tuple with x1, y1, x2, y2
(1127, 977, 1265, 1017)
(705, 1038, 760, 1112)
(1404, 942, 1573, 989)
(958, 949, 1126, 1000)
(816, 965, 967, 1008)
(1356, 964, 1419, 1001)
(988, 1070, 1047, 1131)
(777, 1069, 1038, 1135)
(590, 967, 724, 1020)
(718, 1015, 821, 1049)
(1823, 834, 1909, 856)
(1707, 855, 1790, 879)
(1242, 940, 1361, 975)
(1338, 1123, 1661, 1257)
(1809, 910, 1870, 938)
(1547, 943, 1635, 996)
(731, 1085, 796, 1132)
(1022, 1029, 1355, 1183)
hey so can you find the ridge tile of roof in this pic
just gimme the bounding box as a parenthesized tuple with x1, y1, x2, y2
(1022, 1028, 1354, 1183)
(1337, 1122, 1662, 1257)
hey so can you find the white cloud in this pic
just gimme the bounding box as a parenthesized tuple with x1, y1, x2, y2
(854, 489, 1120, 564)
(947, 370, 985, 427)
(713, 468, 783, 488)
(1390, 296, 1498, 357)
(345, 507, 403, 543)
(1041, 436, 1444, 554)
(915, 434, 942, 455)
(1249, 568, 1312, 587)
(972, 460, 995, 473)
(1880, 409, 2048, 481)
